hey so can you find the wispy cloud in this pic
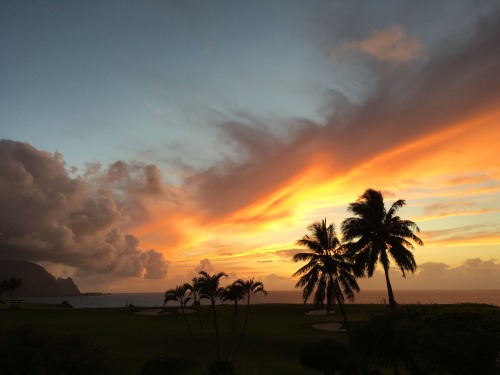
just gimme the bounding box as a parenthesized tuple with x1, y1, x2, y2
(417, 200, 498, 221)
(422, 223, 500, 246)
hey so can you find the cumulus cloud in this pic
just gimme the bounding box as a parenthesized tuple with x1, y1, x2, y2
(339, 25, 424, 62)
(195, 258, 215, 274)
(0, 140, 169, 282)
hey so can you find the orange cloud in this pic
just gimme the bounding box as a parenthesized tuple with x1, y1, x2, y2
(339, 24, 424, 62)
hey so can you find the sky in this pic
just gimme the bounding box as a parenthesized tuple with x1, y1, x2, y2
(1, 1, 499, 293)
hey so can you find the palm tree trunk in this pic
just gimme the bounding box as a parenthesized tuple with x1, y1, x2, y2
(232, 301, 238, 336)
(234, 295, 251, 358)
(211, 300, 221, 361)
(241, 295, 251, 341)
(180, 303, 199, 356)
(195, 300, 205, 337)
(383, 264, 397, 312)
(229, 301, 238, 357)
(333, 292, 350, 334)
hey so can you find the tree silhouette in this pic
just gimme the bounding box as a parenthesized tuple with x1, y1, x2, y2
(2, 277, 22, 308)
(234, 278, 266, 343)
(185, 277, 206, 338)
(197, 271, 227, 361)
(164, 284, 197, 354)
(341, 189, 423, 312)
(293, 219, 359, 330)
(220, 281, 245, 341)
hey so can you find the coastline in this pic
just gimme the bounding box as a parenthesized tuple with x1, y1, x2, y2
(23, 289, 500, 308)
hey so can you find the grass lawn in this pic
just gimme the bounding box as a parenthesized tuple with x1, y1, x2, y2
(0, 302, 388, 374)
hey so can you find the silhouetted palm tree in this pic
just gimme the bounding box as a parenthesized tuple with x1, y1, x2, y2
(220, 281, 245, 338)
(293, 219, 359, 329)
(341, 189, 424, 312)
(164, 284, 191, 308)
(197, 271, 227, 361)
(2, 277, 22, 309)
(186, 277, 206, 337)
(3, 277, 21, 301)
(164, 284, 197, 352)
(235, 278, 267, 342)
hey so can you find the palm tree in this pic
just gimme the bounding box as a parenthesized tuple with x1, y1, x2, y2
(187, 277, 206, 337)
(2, 277, 22, 309)
(164, 284, 191, 308)
(341, 188, 424, 312)
(197, 271, 227, 361)
(3, 277, 21, 301)
(235, 278, 267, 342)
(220, 281, 245, 338)
(164, 284, 197, 352)
(293, 219, 359, 330)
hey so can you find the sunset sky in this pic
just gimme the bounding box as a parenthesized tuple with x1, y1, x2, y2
(1, 1, 499, 293)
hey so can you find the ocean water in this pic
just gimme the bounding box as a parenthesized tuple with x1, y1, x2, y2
(24, 289, 499, 308)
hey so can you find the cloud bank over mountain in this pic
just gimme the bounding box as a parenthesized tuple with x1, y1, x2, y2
(0, 140, 168, 282)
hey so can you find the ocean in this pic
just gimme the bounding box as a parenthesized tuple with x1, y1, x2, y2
(24, 289, 500, 308)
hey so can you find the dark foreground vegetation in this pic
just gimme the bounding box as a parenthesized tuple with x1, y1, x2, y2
(0, 302, 498, 374)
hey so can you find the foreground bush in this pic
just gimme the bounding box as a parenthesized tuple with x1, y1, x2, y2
(351, 304, 500, 375)
(208, 359, 235, 374)
(300, 339, 351, 375)
(141, 354, 197, 375)
(0, 324, 112, 374)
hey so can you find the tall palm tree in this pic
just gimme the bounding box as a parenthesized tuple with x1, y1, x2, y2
(197, 271, 227, 361)
(164, 284, 197, 352)
(3, 277, 21, 301)
(293, 219, 359, 329)
(220, 281, 245, 338)
(164, 284, 191, 308)
(235, 278, 267, 342)
(341, 188, 424, 312)
(187, 277, 206, 337)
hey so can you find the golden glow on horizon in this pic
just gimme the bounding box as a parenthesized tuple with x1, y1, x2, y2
(132, 109, 500, 288)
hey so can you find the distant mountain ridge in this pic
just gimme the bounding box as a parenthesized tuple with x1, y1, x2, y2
(0, 260, 81, 297)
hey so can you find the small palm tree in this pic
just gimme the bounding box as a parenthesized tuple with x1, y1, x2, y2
(164, 284, 197, 352)
(341, 188, 424, 312)
(2, 277, 22, 309)
(164, 284, 191, 308)
(235, 278, 267, 342)
(3, 277, 21, 301)
(293, 219, 359, 329)
(220, 281, 245, 339)
(197, 271, 227, 361)
(186, 277, 206, 337)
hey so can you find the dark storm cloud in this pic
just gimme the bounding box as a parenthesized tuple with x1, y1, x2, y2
(0, 140, 169, 279)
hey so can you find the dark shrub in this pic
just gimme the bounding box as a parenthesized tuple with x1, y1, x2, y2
(208, 359, 235, 374)
(59, 300, 74, 308)
(351, 304, 500, 375)
(340, 355, 369, 375)
(141, 354, 197, 375)
(300, 339, 351, 375)
(0, 324, 112, 374)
